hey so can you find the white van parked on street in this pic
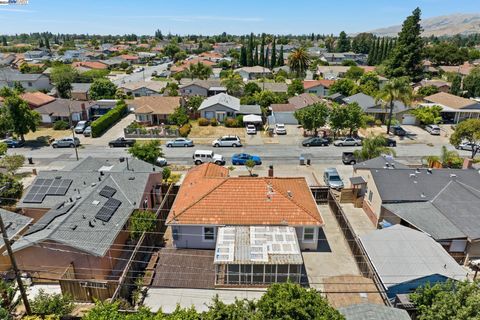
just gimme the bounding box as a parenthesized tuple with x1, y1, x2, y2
(192, 150, 225, 165)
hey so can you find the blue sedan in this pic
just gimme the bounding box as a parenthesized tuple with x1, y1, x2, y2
(3, 139, 25, 148)
(231, 153, 262, 165)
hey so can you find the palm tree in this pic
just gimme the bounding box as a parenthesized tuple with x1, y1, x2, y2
(375, 77, 412, 134)
(221, 73, 244, 97)
(288, 47, 311, 78)
(353, 135, 396, 161)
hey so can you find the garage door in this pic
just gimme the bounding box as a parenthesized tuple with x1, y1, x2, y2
(402, 114, 416, 125)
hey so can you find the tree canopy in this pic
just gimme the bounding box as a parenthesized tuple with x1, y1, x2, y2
(411, 105, 442, 125)
(449, 118, 480, 158)
(294, 102, 329, 135)
(287, 79, 305, 97)
(375, 77, 412, 134)
(354, 135, 395, 161)
(329, 78, 358, 96)
(128, 140, 163, 164)
(89, 78, 117, 100)
(50, 65, 78, 98)
(1, 92, 41, 141)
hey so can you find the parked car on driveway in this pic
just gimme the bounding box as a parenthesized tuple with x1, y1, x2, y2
(323, 168, 344, 189)
(456, 142, 480, 152)
(3, 138, 24, 148)
(390, 125, 407, 136)
(384, 137, 397, 147)
(231, 153, 262, 165)
(166, 138, 194, 148)
(74, 121, 88, 134)
(52, 137, 80, 148)
(212, 135, 242, 147)
(246, 124, 256, 135)
(108, 137, 136, 148)
(275, 123, 287, 135)
(342, 152, 357, 165)
(425, 124, 441, 135)
(156, 157, 168, 167)
(333, 137, 362, 146)
(83, 126, 92, 137)
(302, 137, 330, 147)
(193, 150, 225, 165)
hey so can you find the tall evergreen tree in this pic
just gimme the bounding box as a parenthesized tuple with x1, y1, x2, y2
(379, 38, 386, 62)
(45, 37, 50, 50)
(1, 36, 7, 46)
(38, 38, 44, 48)
(259, 34, 265, 67)
(336, 31, 350, 52)
(450, 74, 462, 96)
(271, 37, 277, 68)
(247, 33, 254, 67)
(265, 47, 270, 69)
(277, 45, 285, 66)
(385, 7, 424, 80)
(240, 45, 247, 66)
(311, 33, 315, 41)
(254, 45, 259, 65)
(367, 38, 376, 65)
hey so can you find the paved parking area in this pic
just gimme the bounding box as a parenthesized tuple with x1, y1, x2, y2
(81, 114, 135, 146)
(302, 205, 360, 290)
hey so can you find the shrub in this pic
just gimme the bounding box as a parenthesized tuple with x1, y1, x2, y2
(30, 290, 74, 317)
(198, 117, 209, 126)
(179, 123, 191, 137)
(374, 119, 382, 127)
(129, 210, 157, 240)
(363, 115, 376, 127)
(210, 118, 218, 126)
(91, 100, 128, 138)
(235, 115, 244, 127)
(53, 120, 69, 130)
(224, 118, 237, 128)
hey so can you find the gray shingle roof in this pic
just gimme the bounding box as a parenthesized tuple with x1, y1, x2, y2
(359, 225, 467, 289)
(0, 209, 32, 249)
(343, 93, 409, 114)
(354, 156, 409, 170)
(199, 93, 240, 111)
(238, 105, 262, 115)
(71, 83, 92, 93)
(339, 303, 411, 320)
(382, 202, 466, 240)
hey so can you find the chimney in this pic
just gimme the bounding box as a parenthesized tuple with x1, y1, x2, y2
(268, 165, 274, 177)
(463, 158, 473, 170)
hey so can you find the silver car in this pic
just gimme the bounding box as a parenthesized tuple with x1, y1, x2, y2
(52, 137, 80, 148)
(333, 137, 362, 146)
(166, 138, 194, 148)
(425, 124, 440, 135)
(323, 168, 344, 189)
(212, 135, 242, 147)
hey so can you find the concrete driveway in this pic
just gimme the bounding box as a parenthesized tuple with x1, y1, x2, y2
(81, 113, 135, 146)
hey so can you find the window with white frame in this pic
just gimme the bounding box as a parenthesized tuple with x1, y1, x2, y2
(203, 227, 215, 241)
(303, 227, 315, 241)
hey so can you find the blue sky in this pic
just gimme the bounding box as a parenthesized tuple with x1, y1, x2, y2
(0, 0, 478, 35)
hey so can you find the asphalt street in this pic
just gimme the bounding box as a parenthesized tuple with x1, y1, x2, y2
(111, 63, 170, 85)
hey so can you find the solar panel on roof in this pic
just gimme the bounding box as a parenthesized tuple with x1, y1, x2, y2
(95, 198, 121, 222)
(23, 178, 73, 203)
(99, 186, 117, 198)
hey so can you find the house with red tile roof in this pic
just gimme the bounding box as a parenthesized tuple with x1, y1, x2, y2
(20, 91, 56, 108)
(72, 61, 108, 70)
(303, 80, 335, 97)
(166, 163, 324, 251)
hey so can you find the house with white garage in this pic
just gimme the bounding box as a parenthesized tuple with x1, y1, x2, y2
(198, 93, 261, 122)
(422, 92, 480, 124)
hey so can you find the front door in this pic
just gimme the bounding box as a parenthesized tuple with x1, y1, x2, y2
(216, 112, 226, 122)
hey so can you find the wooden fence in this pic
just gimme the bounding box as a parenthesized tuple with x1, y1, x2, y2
(310, 186, 330, 204)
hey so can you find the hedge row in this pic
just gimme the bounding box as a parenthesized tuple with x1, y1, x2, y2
(91, 101, 128, 138)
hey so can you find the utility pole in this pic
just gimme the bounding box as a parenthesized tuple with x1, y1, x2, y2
(0, 185, 31, 315)
(67, 97, 79, 161)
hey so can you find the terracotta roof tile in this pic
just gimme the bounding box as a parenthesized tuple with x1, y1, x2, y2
(167, 164, 323, 226)
(72, 61, 108, 70)
(20, 92, 55, 107)
(130, 96, 181, 115)
(303, 80, 335, 90)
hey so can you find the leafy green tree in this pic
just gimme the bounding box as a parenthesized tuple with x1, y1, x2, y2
(341, 60, 357, 66)
(50, 65, 78, 98)
(129, 210, 157, 240)
(163, 43, 180, 59)
(1, 36, 7, 46)
(358, 72, 380, 96)
(385, 7, 424, 80)
(185, 96, 204, 112)
(288, 47, 311, 78)
(329, 102, 366, 137)
(90, 78, 117, 100)
(0, 142, 6, 157)
(463, 67, 480, 98)
(0, 154, 25, 176)
(277, 45, 285, 66)
(450, 74, 462, 96)
(0, 173, 23, 205)
(168, 106, 189, 126)
(221, 72, 244, 97)
(3, 94, 41, 141)
(375, 77, 412, 134)
(173, 51, 187, 62)
(128, 140, 163, 165)
(351, 33, 374, 54)
(417, 85, 439, 97)
(30, 290, 74, 317)
(294, 102, 329, 136)
(345, 66, 364, 80)
(245, 159, 256, 176)
(248, 90, 287, 111)
(329, 78, 359, 96)
(186, 62, 213, 80)
(83, 301, 123, 320)
(244, 82, 261, 96)
(256, 283, 344, 320)
(424, 42, 468, 66)
(411, 105, 442, 125)
(450, 118, 480, 158)
(354, 135, 395, 161)
(0, 279, 16, 319)
(287, 79, 305, 96)
(336, 31, 350, 52)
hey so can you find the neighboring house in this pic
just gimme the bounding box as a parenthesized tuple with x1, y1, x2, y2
(342, 93, 410, 122)
(12, 157, 163, 281)
(89, 99, 118, 119)
(360, 225, 467, 300)
(0, 53, 15, 66)
(118, 54, 140, 64)
(356, 167, 480, 264)
(317, 66, 350, 80)
(303, 80, 335, 97)
(339, 303, 411, 320)
(198, 93, 261, 121)
(268, 93, 322, 125)
(20, 91, 56, 108)
(0, 68, 52, 91)
(234, 66, 272, 80)
(413, 79, 451, 93)
(213, 42, 238, 54)
(253, 82, 288, 94)
(320, 52, 368, 65)
(0, 209, 32, 272)
(71, 83, 92, 101)
(24, 50, 50, 62)
(118, 81, 167, 97)
(129, 96, 181, 125)
(62, 49, 87, 62)
(422, 92, 480, 124)
(171, 58, 215, 74)
(71, 61, 108, 70)
(35, 99, 93, 124)
(439, 62, 475, 76)
(288, 93, 322, 109)
(179, 79, 226, 97)
(166, 163, 324, 286)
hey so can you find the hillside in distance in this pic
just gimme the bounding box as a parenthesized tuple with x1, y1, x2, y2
(369, 13, 480, 37)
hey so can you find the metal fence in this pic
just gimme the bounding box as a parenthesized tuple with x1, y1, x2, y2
(124, 128, 178, 138)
